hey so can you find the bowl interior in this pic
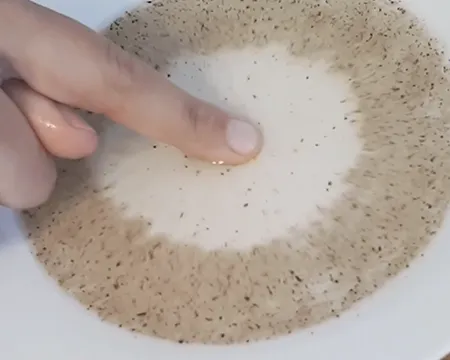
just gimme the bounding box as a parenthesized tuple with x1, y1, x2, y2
(2, 0, 450, 359)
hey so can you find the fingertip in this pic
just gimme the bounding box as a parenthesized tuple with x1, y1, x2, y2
(158, 97, 264, 166)
(57, 106, 98, 159)
(179, 118, 263, 166)
(31, 106, 98, 160)
(225, 119, 263, 161)
(4, 80, 98, 160)
(181, 101, 264, 165)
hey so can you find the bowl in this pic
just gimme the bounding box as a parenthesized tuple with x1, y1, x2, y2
(2, 0, 450, 359)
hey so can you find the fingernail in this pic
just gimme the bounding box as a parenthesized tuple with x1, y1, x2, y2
(65, 111, 96, 133)
(226, 119, 260, 155)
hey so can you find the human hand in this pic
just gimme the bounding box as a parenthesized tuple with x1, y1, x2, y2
(0, 0, 262, 209)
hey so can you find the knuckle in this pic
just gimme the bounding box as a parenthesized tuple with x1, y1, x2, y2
(103, 40, 140, 92)
(185, 102, 226, 139)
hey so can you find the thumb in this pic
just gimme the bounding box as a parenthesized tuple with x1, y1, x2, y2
(1, 0, 262, 164)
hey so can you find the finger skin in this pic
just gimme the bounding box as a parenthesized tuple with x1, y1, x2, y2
(3, 79, 98, 160)
(0, 89, 56, 209)
(0, 0, 262, 165)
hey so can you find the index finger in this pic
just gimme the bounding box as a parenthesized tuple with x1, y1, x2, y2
(0, 0, 262, 164)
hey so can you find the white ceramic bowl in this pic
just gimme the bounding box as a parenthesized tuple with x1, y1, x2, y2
(2, 0, 450, 359)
